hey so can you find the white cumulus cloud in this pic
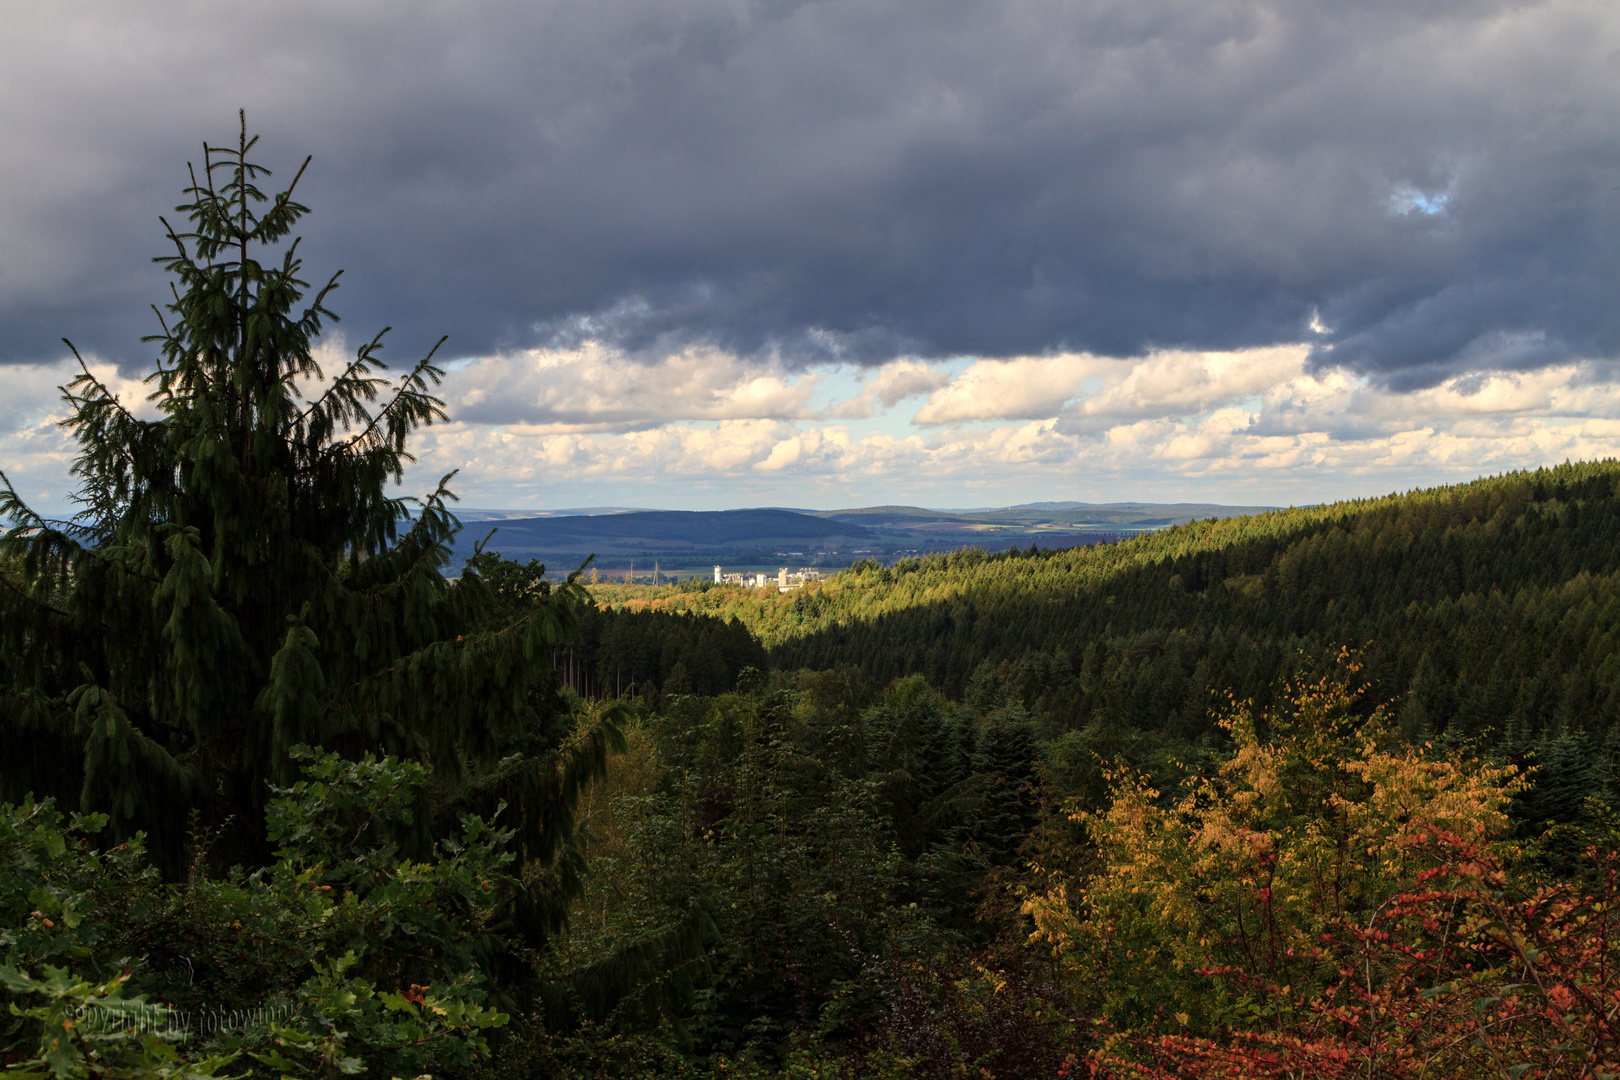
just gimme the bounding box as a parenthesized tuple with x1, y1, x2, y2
(447, 342, 819, 431)
(913, 356, 1099, 425)
(834, 360, 955, 418)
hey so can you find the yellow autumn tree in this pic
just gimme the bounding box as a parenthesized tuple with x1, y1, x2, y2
(1025, 655, 1525, 1033)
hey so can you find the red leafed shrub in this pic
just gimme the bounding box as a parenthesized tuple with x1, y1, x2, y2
(1097, 828, 1620, 1079)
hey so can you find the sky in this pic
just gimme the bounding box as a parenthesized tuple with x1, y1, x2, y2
(3, 0, 1620, 515)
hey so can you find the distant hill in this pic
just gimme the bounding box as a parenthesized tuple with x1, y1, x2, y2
(814, 501, 1274, 530)
(455, 501, 1274, 570)
(460, 508, 872, 563)
(453, 506, 651, 522)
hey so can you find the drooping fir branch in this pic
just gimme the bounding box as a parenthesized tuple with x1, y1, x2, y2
(0, 471, 121, 597)
(321, 336, 449, 461)
(293, 326, 388, 431)
(53, 341, 167, 540)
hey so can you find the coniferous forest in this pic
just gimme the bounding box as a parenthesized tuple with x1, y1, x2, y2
(4, 123, 1620, 1079)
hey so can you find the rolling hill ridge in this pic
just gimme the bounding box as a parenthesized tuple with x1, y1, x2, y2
(457, 500, 1269, 568)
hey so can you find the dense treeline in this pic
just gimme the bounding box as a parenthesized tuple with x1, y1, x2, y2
(513, 660, 1620, 1077)
(11, 659, 1619, 1079)
(531, 672, 1051, 1062)
(564, 605, 766, 698)
(604, 462, 1620, 759)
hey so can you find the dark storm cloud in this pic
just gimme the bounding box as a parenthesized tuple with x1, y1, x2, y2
(1, 0, 1616, 386)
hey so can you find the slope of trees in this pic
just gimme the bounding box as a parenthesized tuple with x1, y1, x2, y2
(606, 462, 1620, 754)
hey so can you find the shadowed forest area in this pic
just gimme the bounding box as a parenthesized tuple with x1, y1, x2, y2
(4, 123, 1620, 1079)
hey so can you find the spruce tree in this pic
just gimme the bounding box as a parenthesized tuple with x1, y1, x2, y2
(0, 115, 614, 889)
(969, 716, 1038, 868)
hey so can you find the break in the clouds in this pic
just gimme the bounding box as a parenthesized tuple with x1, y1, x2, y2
(3, 0, 1619, 386)
(12, 343, 1620, 514)
(283, 348, 1620, 506)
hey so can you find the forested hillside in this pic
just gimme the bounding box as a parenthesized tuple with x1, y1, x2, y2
(592, 461, 1620, 759)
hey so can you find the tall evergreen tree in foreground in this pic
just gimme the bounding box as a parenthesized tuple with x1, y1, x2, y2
(0, 115, 615, 882)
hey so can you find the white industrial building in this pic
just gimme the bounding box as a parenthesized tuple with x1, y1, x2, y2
(714, 565, 822, 591)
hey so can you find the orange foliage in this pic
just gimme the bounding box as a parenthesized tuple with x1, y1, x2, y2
(1095, 831, 1620, 1078)
(1027, 656, 1525, 1032)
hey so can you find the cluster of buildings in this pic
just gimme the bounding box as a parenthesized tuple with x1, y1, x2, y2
(714, 565, 823, 592)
